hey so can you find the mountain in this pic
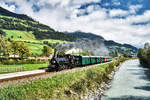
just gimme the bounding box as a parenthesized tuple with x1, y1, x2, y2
(65, 31, 104, 40)
(0, 6, 138, 55)
(67, 31, 138, 54)
(0, 6, 75, 41)
(0, 6, 33, 21)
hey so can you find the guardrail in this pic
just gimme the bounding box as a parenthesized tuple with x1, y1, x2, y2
(0, 66, 24, 73)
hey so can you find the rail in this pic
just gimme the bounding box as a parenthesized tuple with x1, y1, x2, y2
(0, 66, 24, 73)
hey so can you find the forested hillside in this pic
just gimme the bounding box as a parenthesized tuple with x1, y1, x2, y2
(0, 15, 75, 41)
(0, 6, 33, 21)
(67, 31, 138, 55)
(0, 6, 137, 57)
(0, 7, 74, 56)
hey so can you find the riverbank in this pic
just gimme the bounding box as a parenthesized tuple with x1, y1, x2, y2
(0, 58, 127, 100)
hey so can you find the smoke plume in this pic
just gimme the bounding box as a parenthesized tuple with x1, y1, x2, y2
(55, 39, 109, 56)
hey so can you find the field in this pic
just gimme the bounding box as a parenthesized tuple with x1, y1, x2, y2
(3, 29, 36, 41)
(25, 43, 46, 55)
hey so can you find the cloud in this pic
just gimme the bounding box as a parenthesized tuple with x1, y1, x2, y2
(0, 0, 150, 48)
(0, 1, 16, 12)
(129, 5, 143, 14)
(109, 4, 143, 17)
(109, 9, 129, 17)
(126, 10, 150, 24)
(112, 0, 120, 6)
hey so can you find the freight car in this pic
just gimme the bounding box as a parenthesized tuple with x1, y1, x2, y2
(48, 49, 112, 71)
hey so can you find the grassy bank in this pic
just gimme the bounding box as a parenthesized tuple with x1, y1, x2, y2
(0, 58, 127, 100)
(0, 63, 48, 74)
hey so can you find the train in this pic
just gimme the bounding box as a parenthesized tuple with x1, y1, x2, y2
(48, 49, 112, 71)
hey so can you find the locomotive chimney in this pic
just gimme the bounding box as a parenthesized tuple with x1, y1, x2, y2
(53, 49, 57, 58)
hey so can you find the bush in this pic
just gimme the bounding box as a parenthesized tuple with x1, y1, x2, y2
(1, 59, 48, 65)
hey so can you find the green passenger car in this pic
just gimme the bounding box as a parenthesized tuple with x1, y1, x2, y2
(96, 57, 100, 63)
(81, 56, 91, 65)
(90, 56, 97, 64)
(100, 57, 104, 63)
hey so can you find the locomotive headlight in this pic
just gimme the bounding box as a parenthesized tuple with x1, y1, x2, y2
(52, 60, 56, 63)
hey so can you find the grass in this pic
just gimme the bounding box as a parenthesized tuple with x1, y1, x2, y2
(2, 29, 69, 55)
(42, 39, 69, 44)
(3, 29, 36, 41)
(0, 58, 127, 100)
(25, 43, 46, 55)
(0, 63, 48, 74)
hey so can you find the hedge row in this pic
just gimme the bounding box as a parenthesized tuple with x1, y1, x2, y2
(0, 59, 49, 65)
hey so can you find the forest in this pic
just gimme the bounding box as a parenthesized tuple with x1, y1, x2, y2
(138, 42, 150, 68)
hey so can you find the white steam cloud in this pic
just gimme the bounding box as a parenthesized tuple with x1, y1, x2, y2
(55, 39, 109, 56)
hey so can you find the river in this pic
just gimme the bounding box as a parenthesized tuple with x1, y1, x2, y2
(101, 60, 150, 100)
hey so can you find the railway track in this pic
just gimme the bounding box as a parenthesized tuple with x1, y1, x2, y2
(0, 62, 110, 88)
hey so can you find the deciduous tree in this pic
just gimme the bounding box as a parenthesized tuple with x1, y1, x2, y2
(42, 46, 53, 57)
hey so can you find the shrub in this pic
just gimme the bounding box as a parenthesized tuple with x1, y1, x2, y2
(1, 59, 48, 65)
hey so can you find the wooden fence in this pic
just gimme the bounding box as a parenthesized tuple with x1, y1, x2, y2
(0, 66, 24, 73)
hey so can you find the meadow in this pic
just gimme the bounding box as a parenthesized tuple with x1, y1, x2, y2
(3, 29, 69, 55)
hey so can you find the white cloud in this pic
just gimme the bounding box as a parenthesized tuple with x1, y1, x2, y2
(0, 0, 150, 48)
(129, 4, 143, 14)
(109, 4, 143, 17)
(109, 9, 129, 17)
(0, 2, 16, 12)
(126, 10, 150, 24)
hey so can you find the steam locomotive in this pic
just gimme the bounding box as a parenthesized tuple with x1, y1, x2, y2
(48, 49, 112, 71)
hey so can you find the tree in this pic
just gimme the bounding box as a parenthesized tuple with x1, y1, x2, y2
(18, 42, 31, 58)
(10, 41, 31, 58)
(0, 30, 5, 35)
(42, 46, 53, 57)
(10, 41, 20, 56)
(11, 36, 14, 38)
(109, 51, 118, 57)
(123, 53, 129, 57)
(0, 35, 10, 57)
(144, 42, 150, 49)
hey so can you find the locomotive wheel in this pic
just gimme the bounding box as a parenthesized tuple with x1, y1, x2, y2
(47, 65, 57, 72)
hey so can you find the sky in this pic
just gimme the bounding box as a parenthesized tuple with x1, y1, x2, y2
(0, 0, 150, 48)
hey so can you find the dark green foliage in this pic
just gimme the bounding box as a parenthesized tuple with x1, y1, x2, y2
(33, 30, 75, 41)
(1, 59, 47, 65)
(138, 47, 150, 68)
(123, 53, 129, 57)
(0, 7, 33, 21)
(109, 51, 118, 57)
(43, 41, 48, 44)
(11, 36, 14, 39)
(0, 29, 5, 35)
(67, 31, 104, 40)
(0, 14, 75, 41)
